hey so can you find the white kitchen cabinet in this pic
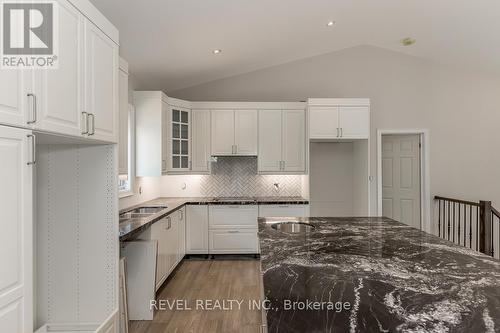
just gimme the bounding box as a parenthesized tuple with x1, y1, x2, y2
(234, 110, 258, 155)
(186, 205, 209, 254)
(31, 0, 84, 137)
(338, 106, 370, 139)
(211, 110, 234, 155)
(134, 92, 168, 177)
(191, 110, 211, 172)
(166, 214, 179, 275)
(149, 218, 168, 291)
(209, 205, 258, 229)
(309, 107, 339, 139)
(209, 229, 259, 254)
(258, 204, 310, 218)
(0, 126, 33, 333)
(258, 109, 306, 173)
(0, 70, 29, 127)
(309, 99, 370, 140)
(208, 205, 258, 254)
(84, 19, 119, 142)
(167, 106, 191, 172)
(211, 109, 257, 156)
(176, 207, 186, 263)
(118, 58, 129, 175)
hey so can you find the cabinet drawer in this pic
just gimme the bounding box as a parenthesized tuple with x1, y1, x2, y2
(258, 204, 309, 218)
(209, 229, 258, 254)
(209, 205, 258, 229)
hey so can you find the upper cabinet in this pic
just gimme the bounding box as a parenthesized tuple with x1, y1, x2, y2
(167, 106, 191, 172)
(258, 109, 306, 173)
(84, 20, 119, 142)
(309, 99, 370, 140)
(0, 0, 119, 143)
(134, 92, 192, 176)
(211, 110, 257, 156)
(191, 110, 211, 173)
(118, 58, 129, 175)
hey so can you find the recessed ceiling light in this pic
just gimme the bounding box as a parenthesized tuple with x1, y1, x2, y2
(326, 21, 335, 27)
(213, 49, 222, 54)
(401, 38, 416, 46)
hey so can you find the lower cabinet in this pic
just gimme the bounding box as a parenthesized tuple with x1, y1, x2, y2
(258, 204, 310, 218)
(146, 208, 186, 292)
(209, 229, 259, 254)
(186, 205, 209, 254)
(208, 205, 259, 254)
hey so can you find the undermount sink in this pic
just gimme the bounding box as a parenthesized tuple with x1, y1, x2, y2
(119, 206, 167, 223)
(271, 222, 315, 233)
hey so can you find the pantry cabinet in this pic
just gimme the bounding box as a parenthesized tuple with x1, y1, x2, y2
(0, 70, 28, 127)
(258, 109, 306, 173)
(309, 99, 370, 140)
(211, 110, 257, 156)
(0, 126, 33, 333)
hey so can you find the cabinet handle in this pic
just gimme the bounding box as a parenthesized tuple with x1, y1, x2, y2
(179, 210, 183, 220)
(235, 145, 238, 154)
(282, 160, 285, 171)
(81, 112, 88, 134)
(228, 230, 240, 234)
(340, 127, 343, 138)
(278, 205, 290, 208)
(336, 128, 339, 138)
(27, 93, 37, 124)
(166, 217, 171, 230)
(189, 161, 192, 170)
(88, 113, 95, 135)
(27, 134, 36, 165)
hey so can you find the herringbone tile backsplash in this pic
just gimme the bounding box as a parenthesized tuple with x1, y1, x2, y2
(199, 157, 302, 197)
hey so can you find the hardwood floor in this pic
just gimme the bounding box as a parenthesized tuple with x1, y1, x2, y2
(129, 259, 263, 333)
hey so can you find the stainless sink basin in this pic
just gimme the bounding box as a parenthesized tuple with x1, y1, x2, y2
(119, 206, 167, 223)
(129, 206, 167, 214)
(271, 222, 315, 233)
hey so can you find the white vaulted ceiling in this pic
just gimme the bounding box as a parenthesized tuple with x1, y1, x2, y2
(90, 0, 500, 92)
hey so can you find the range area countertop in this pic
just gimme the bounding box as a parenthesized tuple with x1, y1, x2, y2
(119, 196, 308, 241)
(258, 217, 500, 332)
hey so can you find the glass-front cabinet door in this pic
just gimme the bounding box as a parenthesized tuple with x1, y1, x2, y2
(168, 106, 191, 172)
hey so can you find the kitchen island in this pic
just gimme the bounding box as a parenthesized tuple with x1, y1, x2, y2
(258, 217, 500, 332)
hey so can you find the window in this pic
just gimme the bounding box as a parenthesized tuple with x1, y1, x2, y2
(119, 104, 135, 197)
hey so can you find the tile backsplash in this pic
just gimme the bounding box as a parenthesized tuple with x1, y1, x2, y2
(199, 157, 303, 197)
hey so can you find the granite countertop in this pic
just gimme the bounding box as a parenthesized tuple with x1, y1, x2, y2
(258, 217, 500, 332)
(119, 196, 309, 241)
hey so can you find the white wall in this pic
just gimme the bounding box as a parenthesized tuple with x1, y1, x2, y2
(171, 45, 500, 213)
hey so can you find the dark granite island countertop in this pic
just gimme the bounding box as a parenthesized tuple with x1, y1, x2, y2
(258, 217, 500, 333)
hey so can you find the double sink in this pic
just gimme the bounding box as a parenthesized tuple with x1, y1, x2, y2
(119, 206, 167, 224)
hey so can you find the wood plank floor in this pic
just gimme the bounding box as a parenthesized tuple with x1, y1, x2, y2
(129, 259, 263, 333)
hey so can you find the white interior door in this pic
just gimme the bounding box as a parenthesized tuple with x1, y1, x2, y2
(382, 134, 421, 228)
(234, 110, 257, 155)
(0, 126, 33, 333)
